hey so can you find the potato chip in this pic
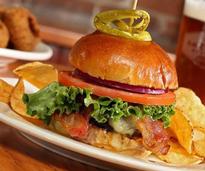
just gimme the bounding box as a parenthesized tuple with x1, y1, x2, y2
(193, 128, 205, 157)
(13, 62, 58, 89)
(157, 140, 202, 165)
(10, 78, 33, 118)
(175, 87, 205, 129)
(0, 79, 13, 104)
(169, 109, 193, 153)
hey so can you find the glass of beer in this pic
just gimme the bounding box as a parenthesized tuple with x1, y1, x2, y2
(176, 0, 205, 104)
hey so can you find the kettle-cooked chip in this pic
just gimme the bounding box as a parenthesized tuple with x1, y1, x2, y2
(175, 87, 205, 129)
(157, 140, 202, 165)
(13, 62, 58, 89)
(169, 109, 193, 154)
(10, 78, 33, 118)
(0, 79, 13, 104)
(193, 128, 205, 157)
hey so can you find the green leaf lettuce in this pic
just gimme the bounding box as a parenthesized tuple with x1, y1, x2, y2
(23, 82, 175, 127)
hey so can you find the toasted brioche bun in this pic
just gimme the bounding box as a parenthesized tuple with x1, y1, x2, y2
(69, 32, 178, 89)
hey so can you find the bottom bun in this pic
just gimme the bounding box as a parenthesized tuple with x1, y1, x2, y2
(49, 115, 151, 158)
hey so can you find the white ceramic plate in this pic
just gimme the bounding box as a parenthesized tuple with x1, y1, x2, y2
(0, 42, 53, 61)
(0, 77, 205, 171)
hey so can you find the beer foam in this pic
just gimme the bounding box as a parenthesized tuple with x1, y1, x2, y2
(184, 0, 205, 22)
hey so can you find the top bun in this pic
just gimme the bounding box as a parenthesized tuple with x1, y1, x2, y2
(69, 32, 178, 89)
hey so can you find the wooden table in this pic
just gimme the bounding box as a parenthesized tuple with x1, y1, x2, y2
(0, 122, 102, 171)
(0, 54, 113, 171)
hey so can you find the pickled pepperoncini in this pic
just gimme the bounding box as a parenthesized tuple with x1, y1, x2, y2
(94, 10, 152, 41)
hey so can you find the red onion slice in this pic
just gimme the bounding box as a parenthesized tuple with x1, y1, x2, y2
(73, 70, 167, 95)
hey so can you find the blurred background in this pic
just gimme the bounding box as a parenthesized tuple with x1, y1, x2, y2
(0, 0, 184, 62)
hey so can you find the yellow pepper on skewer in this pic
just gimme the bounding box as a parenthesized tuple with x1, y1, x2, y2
(94, 10, 152, 41)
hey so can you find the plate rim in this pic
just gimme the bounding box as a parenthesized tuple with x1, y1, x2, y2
(20, 132, 115, 171)
(0, 77, 203, 171)
(0, 42, 53, 61)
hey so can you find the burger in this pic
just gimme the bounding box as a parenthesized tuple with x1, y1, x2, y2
(23, 10, 178, 156)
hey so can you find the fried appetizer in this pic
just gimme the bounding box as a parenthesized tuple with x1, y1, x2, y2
(0, 6, 8, 18)
(0, 20, 9, 48)
(2, 7, 40, 51)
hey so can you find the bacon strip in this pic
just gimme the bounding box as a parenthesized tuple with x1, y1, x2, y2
(136, 117, 170, 155)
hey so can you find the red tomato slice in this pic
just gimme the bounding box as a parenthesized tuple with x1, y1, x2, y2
(59, 72, 175, 105)
(54, 113, 89, 139)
